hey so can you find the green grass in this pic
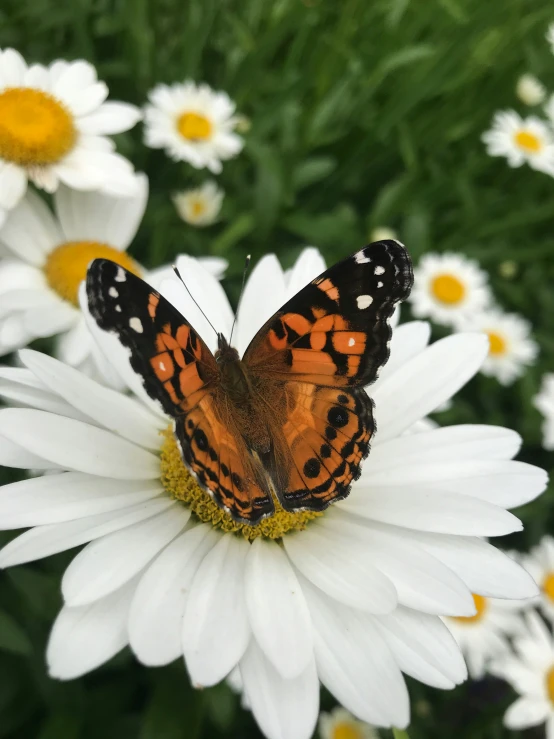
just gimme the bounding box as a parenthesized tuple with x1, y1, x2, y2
(0, 0, 553, 736)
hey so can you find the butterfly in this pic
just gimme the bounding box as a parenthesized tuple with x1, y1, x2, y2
(86, 240, 413, 526)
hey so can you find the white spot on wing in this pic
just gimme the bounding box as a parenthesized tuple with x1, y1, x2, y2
(377, 281, 384, 288)
(109, 287, 119, 298)
(159, 361, 166, 371)
(115, 268, 126, 282)
(374, 265, 385, 275)
(115, 305, 122, 312)
(129, 317, 143, 333)
(348, 337, 356, 347)
(357, 295, 373, 309)
(355, 252, 371, 264)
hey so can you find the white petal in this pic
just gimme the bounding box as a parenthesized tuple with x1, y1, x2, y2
(236, 255, 286, 357)
(0, 49, 27, 87)
(0, 432, 61, 469)
(321, 512, 475, 615)
(0, 162, 27, 209)
(0, 188, 63, 265)
(22, 301, 77, 338)
(0, 288, 58, 320)
(77, 102, 142, 135)
(369, 425, 522, 462)
(61, 505, 190, 606)
(504, 697, 550, 729)
(245, 538, 313, 679)
(374, 606, 467, 689)
(285, 248, 326, 299)
(376, 321, 431, 384)
(196, 256, 228, 279)
(0, 498, 174, 567)
(240, 640, 319, 739)
(340, 484, 522, 536)
(129, 524, 219, 666)
(55, 318, 93, 366)
(47, 578, 136, 680)
(0, 472, 163, 528)
(283, 521, 397, 613)
(0, 373, 86, 418)
(54, 174, 148, 250)
(20, 349, 162, 449)
(0, 408, 160, 479)
(372, 334, 489, 442)
(183, 534, 250, 686)
(303, 579, 409, 727)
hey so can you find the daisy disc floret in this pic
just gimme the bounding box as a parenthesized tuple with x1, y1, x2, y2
(409, 252, 491, 327)
(0, 49, 142, 226)
(0, 250, 544, 739)
(144, 82, 243, 173)
(482, 111, 554, 176)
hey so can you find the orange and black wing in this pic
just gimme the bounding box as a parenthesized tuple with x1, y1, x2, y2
(86, 259, 274, 523)
(244, 240, 413, 513)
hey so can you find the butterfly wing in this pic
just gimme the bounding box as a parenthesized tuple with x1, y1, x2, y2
(86, 259, 274, 524)
(244, 240, 413, 512)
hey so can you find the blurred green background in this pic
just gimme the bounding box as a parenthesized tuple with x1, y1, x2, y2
(0, 0, 553, 736)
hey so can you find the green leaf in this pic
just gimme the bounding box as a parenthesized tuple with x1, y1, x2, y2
(292, 157, 337, 191)
(0, 609, 32, 656)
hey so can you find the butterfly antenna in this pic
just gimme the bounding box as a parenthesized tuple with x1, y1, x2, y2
(229, 254, 251, 346)
(173, 265, 218, 337)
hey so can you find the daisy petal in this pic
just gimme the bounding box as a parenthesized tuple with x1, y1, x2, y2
(0, 49, 27, 87)
(22, 301, 77, 338)
(61, 505, 189, 606)
(285, 248, 326, 299)
(0, 433, 61, 469)
(47, 578, 136, 680)
(376, 321, 431, 384)
(0, 188, 63, 265)
(0, 162, 27, 210)
(245, 538, 313, 679)
(129, 525, 219, 666)
(77, 102, 142, 135)
(183, 533, 250, 685)
(504, 697, 550, 729)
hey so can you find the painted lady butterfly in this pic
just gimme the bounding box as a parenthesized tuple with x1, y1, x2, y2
(86, 240, 413, 525)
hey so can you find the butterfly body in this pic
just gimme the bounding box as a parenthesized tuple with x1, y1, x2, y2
(86, 241, 413, 526)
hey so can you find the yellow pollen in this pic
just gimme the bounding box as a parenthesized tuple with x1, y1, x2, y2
(430, 273, 466, 305)
(191, 199, 206, 217)
(160, 428, 322, 540)
(0, 87, 76, 166)
(547, 665, 554, 705)
(514, 130, 542, 153)
(451, 593, 488, 624)
(177, 112, 213, 141)
(487, 331, 507, 356)
(332, 723, 363, 739)
(543, 573, 554, 602)
(44, 241, 141, 307)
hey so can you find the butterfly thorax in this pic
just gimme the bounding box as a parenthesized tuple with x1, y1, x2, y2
(214, 333, 253, 402)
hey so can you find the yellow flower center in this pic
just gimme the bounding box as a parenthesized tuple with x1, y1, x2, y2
(430, 274, 466, 305)
(332, 723, 364, 739)
(487, 331, 507, 356)
(514, 130, 543, 153)
(451, 593, 488, 624)
(177, 112, 213, 141)
(160, 428, 322, 540)
(0, 87, 77, 166)
(191, 199, 206, 217)
(546, 665, 554, 705)
(543, 573, 554, 602)
(44, 241, 141, 307)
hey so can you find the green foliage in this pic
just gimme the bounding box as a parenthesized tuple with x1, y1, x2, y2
(0, 0, 553, 736)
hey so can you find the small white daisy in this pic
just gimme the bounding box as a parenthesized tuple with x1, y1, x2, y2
(547, 23, 554, 54)
(0, 178, 226, 379)
(519, 537, 554, 621)
(516, 74, 546, 106)
(143, 82, 243, 173)
(444, 591, 527, 679)
(534, 374, 554, 451)
(458, 308, 538, 385)
(482, 111, 554, 176)
(0, 49, 142, 226)
(491, 611, 554, 738)
(408, 252, 492, 327)
(319, 707, 378, 739)
(172, 181, 223, 227)
(0, 249, 544, 739)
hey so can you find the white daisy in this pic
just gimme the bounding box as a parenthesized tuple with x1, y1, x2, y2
(547, 23, 554, 54)
(319, 707, 378, 739)
(172, 181, 223, 227)
(0, 178, 226, 380)
(482, 111, 554, 176)
(516, 74, 546, 106)
(408, 252, 492, 327)
(457, 308, 538, 385)
(444, 591, 527, 679)
(0, 49, 142, 227)
(519, 537, 554, 621)
(534, 374, 554, 451)
(143, 82, 243, 173)
(491, 611, 554, 738)
(0, 249, 544, 739)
